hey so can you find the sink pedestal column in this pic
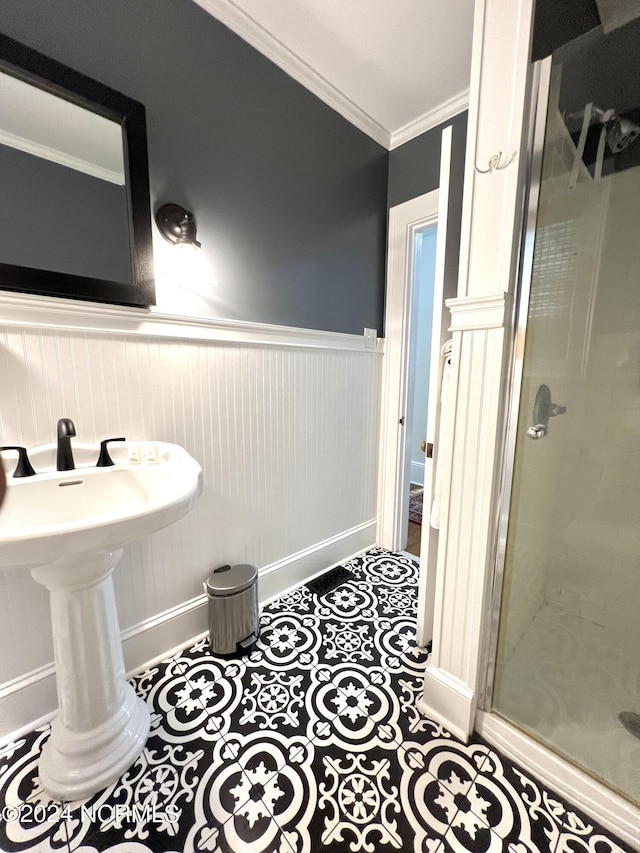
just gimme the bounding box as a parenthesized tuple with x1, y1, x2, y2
(30, 549, 150, 801)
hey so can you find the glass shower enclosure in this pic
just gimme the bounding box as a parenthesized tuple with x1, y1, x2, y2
(491, 19, 640, 806)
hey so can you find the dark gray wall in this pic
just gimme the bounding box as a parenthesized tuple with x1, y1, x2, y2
(0, 144, 131, 283)
(0, 0, 388, 334)
(385, 112, 468, 334)
(442, 113, 468, 307)
(387, 112, 468, 210)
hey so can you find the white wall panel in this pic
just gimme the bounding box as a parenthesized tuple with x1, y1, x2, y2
(0, 306, 381, 737)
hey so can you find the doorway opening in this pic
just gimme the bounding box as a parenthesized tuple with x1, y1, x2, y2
(405, 225, 438, 557)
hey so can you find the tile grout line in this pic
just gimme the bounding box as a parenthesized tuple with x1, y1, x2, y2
(472, 750, 564, 853)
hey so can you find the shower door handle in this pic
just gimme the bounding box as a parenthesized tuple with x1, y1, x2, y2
(527, 384, 566, 440)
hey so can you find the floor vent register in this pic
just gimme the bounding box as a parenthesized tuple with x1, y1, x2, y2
(306, 566, 353, 595)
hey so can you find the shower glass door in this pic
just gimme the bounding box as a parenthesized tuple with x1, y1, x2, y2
(492, 19, 640, 806)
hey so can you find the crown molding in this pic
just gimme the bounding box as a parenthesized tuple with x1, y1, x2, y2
(389, 88, 470, 149)
(193, 0, 391, 148)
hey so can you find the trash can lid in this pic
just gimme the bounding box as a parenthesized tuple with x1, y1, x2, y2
(206, 563, 258, 596)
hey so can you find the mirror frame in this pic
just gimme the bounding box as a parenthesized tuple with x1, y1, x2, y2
(0, 33, 155, 307)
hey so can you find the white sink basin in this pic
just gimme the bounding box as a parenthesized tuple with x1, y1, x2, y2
(0, 440, 202, 801)
(0, 441, 203, 569)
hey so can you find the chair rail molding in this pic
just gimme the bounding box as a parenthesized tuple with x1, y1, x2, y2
(419, 0, 536, 741)
(0, 291, 382, 353)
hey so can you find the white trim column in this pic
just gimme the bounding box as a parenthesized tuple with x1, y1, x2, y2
(418, 293, 511, 741)
(418, 0, 536, 741)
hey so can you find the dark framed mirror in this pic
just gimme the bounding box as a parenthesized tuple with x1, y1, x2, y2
(0, 34, 155, 307)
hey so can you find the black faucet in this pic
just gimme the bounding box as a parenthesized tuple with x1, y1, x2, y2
(57, 418, 76, 471)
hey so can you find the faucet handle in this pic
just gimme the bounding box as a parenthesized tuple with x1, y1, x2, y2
(0, 446, 37, 477)
(97, 437, 126, 467)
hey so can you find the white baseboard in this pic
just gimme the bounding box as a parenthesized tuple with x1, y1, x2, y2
(475, 711, 640, 852)
(258, 519, 376, 603)
(121, 595, 210, 678)
(418, 664, 475, 743)
(0, 520, 376, 743)
(410, 461, 425, 487)
(0, 667, 58, 747)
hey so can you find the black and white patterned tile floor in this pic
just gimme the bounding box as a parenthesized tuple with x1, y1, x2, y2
(0, 549, 636, 853)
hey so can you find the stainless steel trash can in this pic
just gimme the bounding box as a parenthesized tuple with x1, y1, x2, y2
(205, 564, 259, 656)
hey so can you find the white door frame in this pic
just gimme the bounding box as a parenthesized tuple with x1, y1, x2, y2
(377, 188, 439, 550)
(377, 127, 453, 646)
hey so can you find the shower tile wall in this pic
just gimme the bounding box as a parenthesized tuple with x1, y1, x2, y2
(499, 125, 640, 666)
(0, 319, 382, 737)
(539, 170, 640, 643)
(494, 92, 640, 807)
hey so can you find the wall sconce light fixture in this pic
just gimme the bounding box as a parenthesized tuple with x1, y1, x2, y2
(155, 203, 201, 249)
(155, 203, 217, 290)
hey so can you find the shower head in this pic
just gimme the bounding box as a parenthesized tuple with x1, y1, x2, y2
(605, 115, 640, 152)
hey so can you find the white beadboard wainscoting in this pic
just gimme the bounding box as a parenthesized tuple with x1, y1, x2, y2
(0, 294, 382, 739)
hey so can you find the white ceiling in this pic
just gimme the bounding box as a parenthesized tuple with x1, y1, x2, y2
(194, 0, 475, 149)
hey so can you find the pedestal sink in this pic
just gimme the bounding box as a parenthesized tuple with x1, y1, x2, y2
(0, 441, 202, 800)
